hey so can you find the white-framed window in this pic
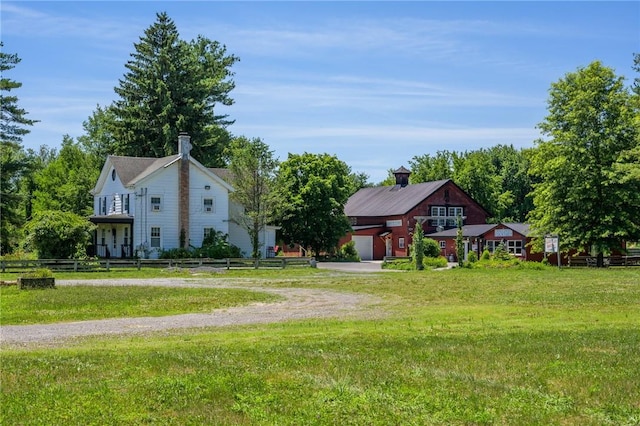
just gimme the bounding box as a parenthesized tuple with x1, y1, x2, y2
(507, 240, 523, 256)
(150, 227, 161, 248)
(431, 206, 446, 217)
(203, 198, 214, 213)
(448, 207, 463, 217)
(124, 194, 130, 213)
(150, 196, 162, 212)
(439, 240, 446, 249)
(204, 227, 214, 240)
(398, 237, 405, 249)
(124, 227, 129, 246)
(101, 229, 106, 245)
(486, 240, 500, 253)
(101, 197, 107, 215)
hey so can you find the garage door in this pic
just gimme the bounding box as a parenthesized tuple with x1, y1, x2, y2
(352, 235, 373, 260)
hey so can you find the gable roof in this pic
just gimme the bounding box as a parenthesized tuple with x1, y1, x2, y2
(109, 155, 179, 186)
(93, 154, 234, 194)
(345, 179, 450, 217)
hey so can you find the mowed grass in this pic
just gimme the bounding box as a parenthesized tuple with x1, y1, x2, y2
(1, 267, 639, 425)
(0, 285, 281, 324)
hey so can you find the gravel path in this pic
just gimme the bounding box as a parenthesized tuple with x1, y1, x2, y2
(0, 278, 380, 347)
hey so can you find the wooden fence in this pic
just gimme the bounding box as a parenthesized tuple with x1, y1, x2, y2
(0, 257, 315, 273)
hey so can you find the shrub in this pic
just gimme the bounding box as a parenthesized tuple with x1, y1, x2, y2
(338, 241, 360, 262)
(422, 238, 441, 258)
(492, 242, 512, 261)
(423, 256, 448, 269)
(24, 210, 95, 259)
(22, 268, 54, 278)
(480, 249, 491, 261)
(467, 251, 478, 263)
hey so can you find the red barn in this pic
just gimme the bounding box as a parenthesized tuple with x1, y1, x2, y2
(342, 167, 489, 260)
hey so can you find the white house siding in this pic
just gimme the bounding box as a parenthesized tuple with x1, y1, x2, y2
(132, 163, 180, 258)
(227, 201, 278, 258)
(188, 165, 229, 248)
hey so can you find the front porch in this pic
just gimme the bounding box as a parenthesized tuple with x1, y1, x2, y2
(88, 215, 134, 258)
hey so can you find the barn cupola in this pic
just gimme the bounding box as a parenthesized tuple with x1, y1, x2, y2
(393, 166, 411, 187)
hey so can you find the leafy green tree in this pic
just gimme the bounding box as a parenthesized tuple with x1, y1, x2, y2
(24, 210, 95, 259)
(452, 149, 501, 219)
(456, 214, 465, 266)
(226, 136, 279, 259)
(529, 61, 640, 266)
(108, 12, 238, 166)
(346, 171, 372, 195)
(276, 153, 352, 258)
(77, 105, 117, 170)
(31, 136, 98, 216)
(0, 44, 38, 254)
(411, 222, 425, 270)
(486, 145, 534, 222)
(409, 150, 454, 183)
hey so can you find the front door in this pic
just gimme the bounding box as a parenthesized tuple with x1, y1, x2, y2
(385, 237, 392, 257)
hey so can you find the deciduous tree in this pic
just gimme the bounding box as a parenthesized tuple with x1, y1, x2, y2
(529, 61, 640, 266)
(276, 153, 352, 258)
(226, 136, 279, 259)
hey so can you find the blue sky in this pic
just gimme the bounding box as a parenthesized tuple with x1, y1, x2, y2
(2, 1, 639, 183)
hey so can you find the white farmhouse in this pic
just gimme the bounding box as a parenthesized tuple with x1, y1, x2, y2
(89, 133, 278, 259)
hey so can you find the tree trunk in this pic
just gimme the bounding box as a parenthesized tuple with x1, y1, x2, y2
(597, 252, 604, 268)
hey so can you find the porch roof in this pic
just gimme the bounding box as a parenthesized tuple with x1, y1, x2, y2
(89, 214, 134, 224)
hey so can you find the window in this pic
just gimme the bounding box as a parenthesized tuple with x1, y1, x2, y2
(203, 198, 214, 213)
(204, 227, 214, 240)
(439, 241, 446, 249)
(150, 227, 161, 248)
(101, 229, 106, 245)
(431, 206, 446, 217)
(448, 207, 463, 217)
(507, 240, 523, 256)
(124, 194, 130, 214)
(124, 227, 129, 246)
(398, 237, 405, 249)
(101, 197, 107, 215)
(151, 196, 161, 212)
(486, 240, 500, 253)
(111, 169, 116, 181)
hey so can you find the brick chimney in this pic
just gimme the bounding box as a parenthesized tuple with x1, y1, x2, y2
(178, 133, 191, 248)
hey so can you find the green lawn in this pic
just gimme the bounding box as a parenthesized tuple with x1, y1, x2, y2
(0, 285, 281, 324)
(1, 267, 639, 425)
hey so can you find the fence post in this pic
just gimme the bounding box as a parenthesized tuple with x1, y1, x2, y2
(74, 260, 78, 272)
(137, 259, 141, 270)
(226, 258, 230, 270)
(1, 261, 5, 273)
(281, 258, 286, 269)
(106, 259, 110, 272)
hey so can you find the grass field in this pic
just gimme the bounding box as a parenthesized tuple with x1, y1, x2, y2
(1, 267, 639, 425)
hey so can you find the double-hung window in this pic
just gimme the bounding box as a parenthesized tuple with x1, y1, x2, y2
(150, 227, 161, 248)
(150, 196, 162, 212)
(431, 206, 446, 227)
(507, 240, 523, 256)
(203, 198, 214, 213)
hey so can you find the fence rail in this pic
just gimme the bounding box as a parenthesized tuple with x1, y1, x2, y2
(0, 257, 315, 273)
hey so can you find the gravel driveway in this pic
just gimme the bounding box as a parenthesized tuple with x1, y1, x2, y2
(0, 278, 380, 347)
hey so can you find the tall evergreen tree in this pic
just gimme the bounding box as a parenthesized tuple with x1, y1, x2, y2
(0, 44, 38, 253)
(109, 12, 238, 166)
(529, 61, 640, 266)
